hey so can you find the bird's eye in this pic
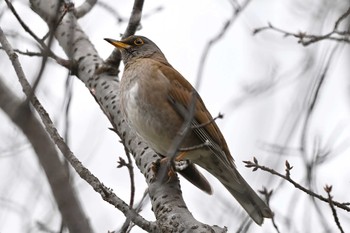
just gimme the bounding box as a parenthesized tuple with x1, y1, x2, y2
(134, 38, 144, 46)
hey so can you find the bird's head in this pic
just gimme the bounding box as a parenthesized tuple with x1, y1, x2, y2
(105, 35, 167, 64)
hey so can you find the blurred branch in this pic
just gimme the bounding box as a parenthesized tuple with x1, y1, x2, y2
(253, 7, 350, 46)
(118, 189, 149, 233)
(259, 188, 281, 233)
(95, 2, 162, 25)
(244, 158, 350, 212)
(0, 26, 158, 232)
(0, 47, 72, 68)
(300, 46, 338, 157)
(195, 0, 252, 89)
(29, 2, 71, 101)
(74, 0, 97, 18)
(324, 185, 345, 233)
(142, 5, 163, 19)
(96, 1, 126, 23)
(4, 0, 75, 96)
(4, 0, 63, 57)
(4, 0, 44, 48)
(0, 78, 93, 232)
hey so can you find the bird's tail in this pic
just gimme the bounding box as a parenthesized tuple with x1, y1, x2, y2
(196, 156, 272, 225)
(178, 162, 213, 195)
(221, 170, 273, 225)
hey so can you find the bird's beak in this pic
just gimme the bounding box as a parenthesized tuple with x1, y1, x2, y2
(104, 38, 131, 49)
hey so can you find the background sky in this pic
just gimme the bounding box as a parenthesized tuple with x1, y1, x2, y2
(0, 0, 349, 232)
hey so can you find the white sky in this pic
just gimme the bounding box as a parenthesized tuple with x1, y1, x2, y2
(0, 0, 349, 232)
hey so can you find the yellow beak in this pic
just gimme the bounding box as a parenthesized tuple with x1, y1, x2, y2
(104, 38, 131, 49)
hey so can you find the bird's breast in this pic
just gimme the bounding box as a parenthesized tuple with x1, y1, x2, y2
(120, 65, 183, 155)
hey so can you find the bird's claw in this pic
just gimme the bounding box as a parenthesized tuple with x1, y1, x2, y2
(151, 157, 178, 183)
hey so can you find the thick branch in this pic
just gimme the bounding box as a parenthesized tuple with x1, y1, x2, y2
(27, 0, 228, 232)
(0, 24, 157, 232)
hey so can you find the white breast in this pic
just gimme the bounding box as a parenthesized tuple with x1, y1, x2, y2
(124, 82, 140, 125)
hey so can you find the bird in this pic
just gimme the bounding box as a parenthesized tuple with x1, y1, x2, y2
(105, 35, 273, 225)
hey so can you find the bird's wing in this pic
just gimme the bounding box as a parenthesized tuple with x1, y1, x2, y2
(157, 63, 235, 168)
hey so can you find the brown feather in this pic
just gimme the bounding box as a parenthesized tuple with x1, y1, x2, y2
(107, 35, 272, 225)
(157, 64, 234, 167)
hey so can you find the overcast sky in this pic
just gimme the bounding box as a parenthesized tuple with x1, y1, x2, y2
(1, 0, 349, 232)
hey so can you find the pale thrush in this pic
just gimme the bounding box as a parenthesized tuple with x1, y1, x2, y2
(105, 35, 272, 225)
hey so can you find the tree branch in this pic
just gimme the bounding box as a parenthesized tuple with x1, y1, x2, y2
(28, 0, 228, 231)
(0, 25, 158, 232)
(195, 0, 252, 89)
(253, 7, 350, 46)
(244, 158, 350, 212)
(324, 185, 345, 233)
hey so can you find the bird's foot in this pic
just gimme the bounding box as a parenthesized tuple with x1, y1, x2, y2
(151, 157, 177, 183)
(174, 159, 191, 171)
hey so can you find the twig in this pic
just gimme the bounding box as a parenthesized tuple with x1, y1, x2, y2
(253, 7, 350, 46)
(96, 1, 126, 23)
(117, 150, 136, 209)
(191, 112, 224, 129)
(5, 0, 73, 100)
(324, 185, 344, 233)
(4, 0, 44, 48)
(195, 0, 252, 90)
(118, 188, 149, 233)
(259, 188, 280, 233)
(4, 0, 66, 61)
(179, 140, 210, 152)
(243, 157, 350, 212)
(156, 92, 198, 183)
(334, 7, 350, 32)
(29, 1, 69, 102)
(142, 6, 163, 19)
(0, 47, 72, 69)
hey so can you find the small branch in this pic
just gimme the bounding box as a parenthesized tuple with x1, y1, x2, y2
(5, 0, 44, 47)
(253, 7, 350, 46)
(243, 158, 350, 212)
(259, 188, 280, 233)
(118, 188, 149, 233)
(324, 185, 344, 233)
(117, 151, 136, 209)
(196, 0, 252, 89)
(179, 140, 210, 152)
(5, 0, 74, 98)
(191, 112, 224, 129)
(0, 47, 72, 69)
(97, 1, 126, 23)
(334, 6, 350, 31)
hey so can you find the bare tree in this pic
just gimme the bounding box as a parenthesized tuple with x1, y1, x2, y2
(0, 0, 349, 232)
